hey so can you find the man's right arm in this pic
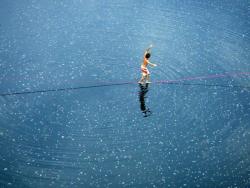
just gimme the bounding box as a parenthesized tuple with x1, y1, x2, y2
(146, 44, 153, 52)
(144, 44, 153, 56)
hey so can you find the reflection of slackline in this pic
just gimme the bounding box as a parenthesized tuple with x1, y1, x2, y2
(0, 72, 250, 97)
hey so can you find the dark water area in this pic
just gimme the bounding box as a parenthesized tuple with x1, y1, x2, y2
(0, 0, 250, 187)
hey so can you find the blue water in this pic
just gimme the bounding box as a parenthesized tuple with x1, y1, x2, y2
(0, 0, 250, 187)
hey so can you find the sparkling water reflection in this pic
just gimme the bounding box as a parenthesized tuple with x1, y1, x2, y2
(0, 0, 250, 187)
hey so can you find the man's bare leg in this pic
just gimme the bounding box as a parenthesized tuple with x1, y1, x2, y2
(146, 74, 151, 83)
(138, 75, 146, 84)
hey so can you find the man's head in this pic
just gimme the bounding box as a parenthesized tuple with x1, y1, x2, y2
(145, 53, 151, 59)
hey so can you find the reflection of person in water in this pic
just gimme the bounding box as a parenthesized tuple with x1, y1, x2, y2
(139, 83, 152, 117)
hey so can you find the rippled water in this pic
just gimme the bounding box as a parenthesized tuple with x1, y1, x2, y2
(0, 0, 250, 187)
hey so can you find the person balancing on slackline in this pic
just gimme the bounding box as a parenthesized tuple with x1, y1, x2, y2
(138, 44, 157, 84)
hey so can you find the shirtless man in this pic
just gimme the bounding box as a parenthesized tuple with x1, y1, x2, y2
(138, 44, 157, 84)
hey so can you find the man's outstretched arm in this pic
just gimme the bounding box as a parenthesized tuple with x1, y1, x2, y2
(148, 61, 157, 67)
(144, 44, 153, 56)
